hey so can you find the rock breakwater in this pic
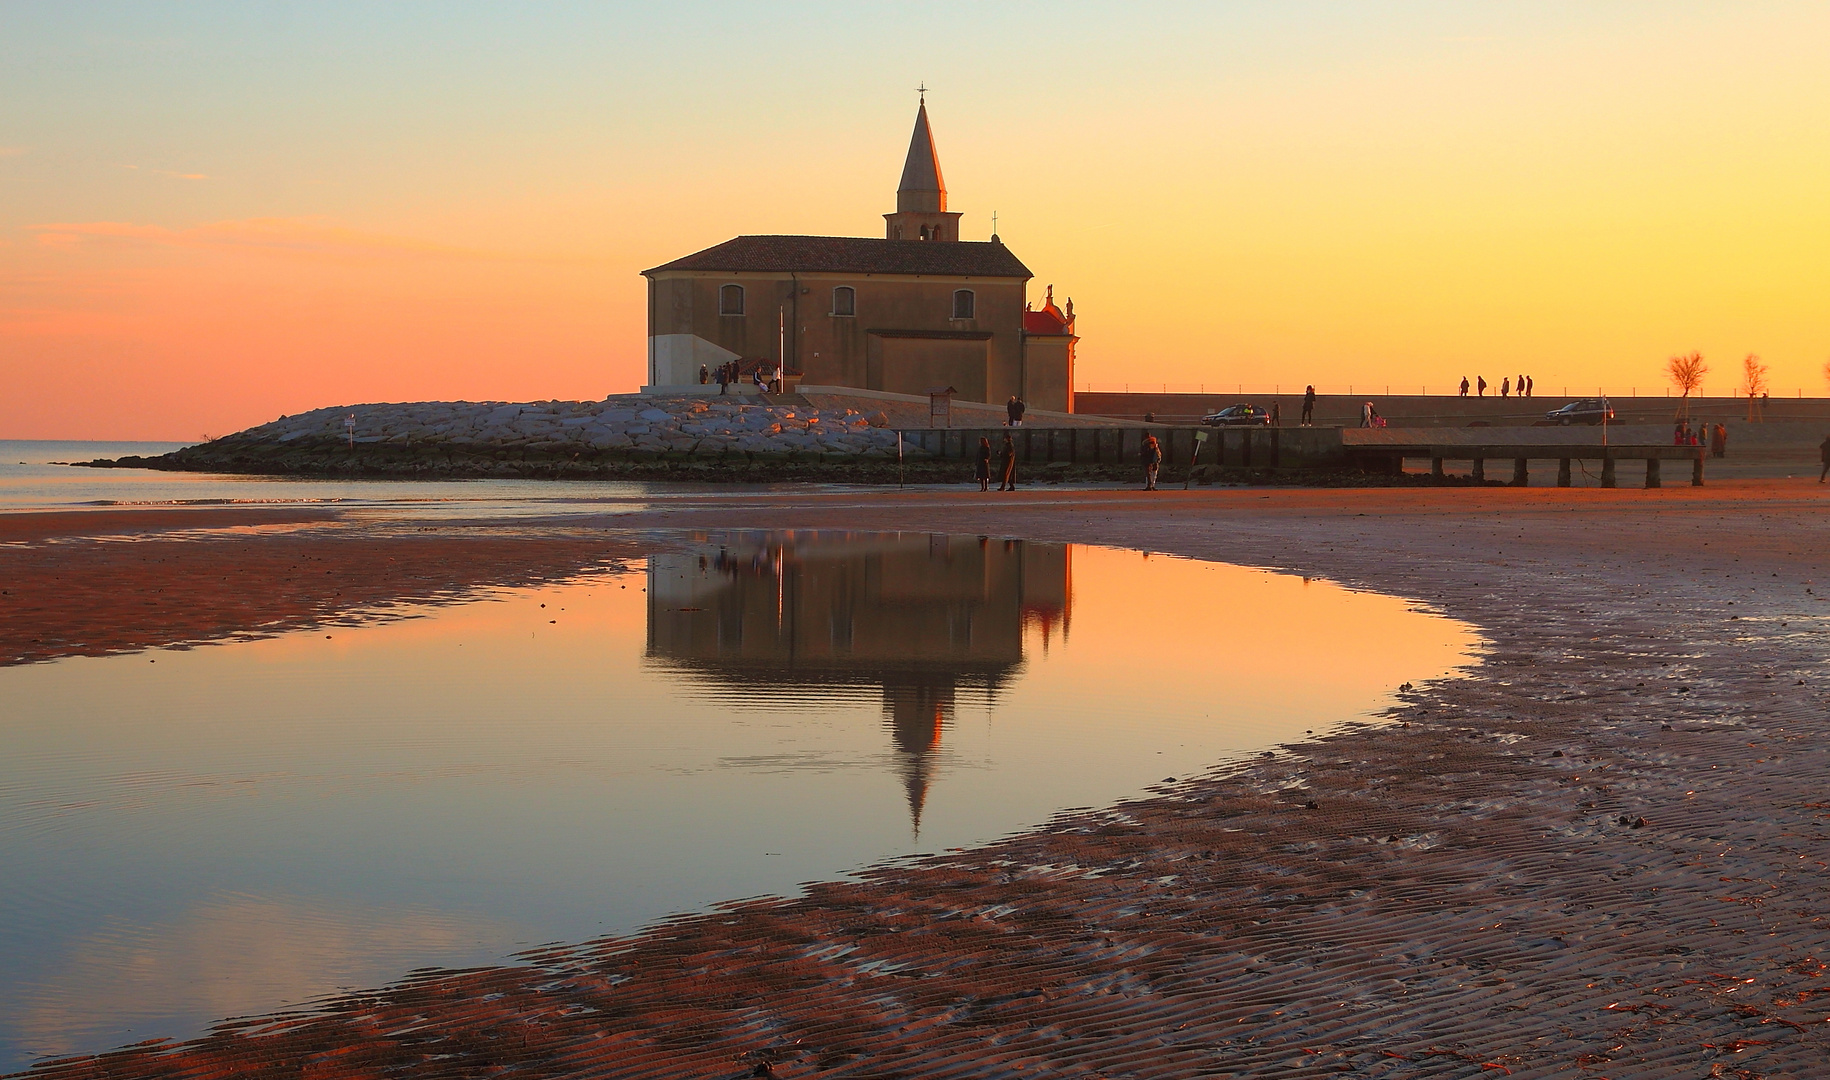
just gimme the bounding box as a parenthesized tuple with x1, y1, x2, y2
(80, 396, 945, 481)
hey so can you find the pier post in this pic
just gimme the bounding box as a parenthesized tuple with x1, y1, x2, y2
(1431, 456, 1444, 478)
(1557, 458, 1572, 487)
(1472, 457, 1485, 482)
(1512, 458, 1529, 486)
(1601, 456, 1617, 488)
(1645, 458, 1661, 488)
(1692, 453, 1705, 487)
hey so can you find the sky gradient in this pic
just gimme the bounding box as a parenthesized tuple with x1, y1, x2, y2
(4, 2, 1828, 439)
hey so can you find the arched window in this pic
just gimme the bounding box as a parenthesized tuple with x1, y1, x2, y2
(831, 286, 855, 317)
(952, 289, 975, 320)
(719, 284, 745, 316)
(920, 225, 930, 240)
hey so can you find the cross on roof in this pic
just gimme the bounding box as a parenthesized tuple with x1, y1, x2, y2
(916, 81, 927, 103)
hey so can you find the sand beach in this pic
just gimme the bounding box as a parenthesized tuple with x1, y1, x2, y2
(6, 481, 1830, 1078)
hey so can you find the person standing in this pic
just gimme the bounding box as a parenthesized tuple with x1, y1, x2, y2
(974, 436, 993, 491)
(1270, 400, 1282, 427)
(1819, 434, 1830, 482)
(699, 364, 709, 386)
(1525, 375, 1534, 397)
(998, 432, 1018, 491)
(1007, 395, 1027, 427)
(1501, 377, 1511, 398)
(1477, 376, 1487, 397)
(1301, 385, 1316, 426)
(1712, 423, 1728, 459)
(715, 363, 729, 395)
(1141, 433, 1162, 491)
(1459, 376, 1470, 397)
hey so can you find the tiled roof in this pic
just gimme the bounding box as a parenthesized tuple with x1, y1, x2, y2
(644, 235, 1032, 278)
(1024, 306, 1070, 334)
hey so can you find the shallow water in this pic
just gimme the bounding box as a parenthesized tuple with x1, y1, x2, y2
(0, 531, 1477, 1069)
(0, 439, 794, 518)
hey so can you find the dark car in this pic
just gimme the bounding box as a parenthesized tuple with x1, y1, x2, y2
(1544, 397, 1614, 425)
(1200, 404, 1272, 427)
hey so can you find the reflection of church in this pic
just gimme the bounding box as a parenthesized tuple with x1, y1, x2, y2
(646, 534, 1071, 835)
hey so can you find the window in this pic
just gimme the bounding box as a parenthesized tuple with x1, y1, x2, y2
(719, 283, 745, 316)
(952, 289, 975, 320)
(831, 286, 855, 317)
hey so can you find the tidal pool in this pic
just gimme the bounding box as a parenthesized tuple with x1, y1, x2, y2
(0, 532, 1477, 1069)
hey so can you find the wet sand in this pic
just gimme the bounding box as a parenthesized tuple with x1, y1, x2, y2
(9, 481, 1830, 1078)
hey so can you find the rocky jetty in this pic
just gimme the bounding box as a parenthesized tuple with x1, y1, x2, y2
(80, 396, 942, 481)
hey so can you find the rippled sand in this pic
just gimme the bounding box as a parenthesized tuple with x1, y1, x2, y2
(8, 481, 1830, 1078)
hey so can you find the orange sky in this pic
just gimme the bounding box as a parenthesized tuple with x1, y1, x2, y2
(3, 3, 1829, 439)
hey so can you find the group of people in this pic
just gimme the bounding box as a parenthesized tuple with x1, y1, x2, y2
(1459, 375, 1535, 398)
(974, 431, 1167, 492)
(698, 361, 783, 395)
(1677, 420, 1729, 457)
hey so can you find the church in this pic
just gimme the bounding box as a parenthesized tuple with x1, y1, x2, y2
(642, 98, 1078, 412)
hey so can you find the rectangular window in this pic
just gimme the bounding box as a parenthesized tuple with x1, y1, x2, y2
(952, 289, 975, 320)
(719, 283, 745, 316)
(832, 286, 855, 317)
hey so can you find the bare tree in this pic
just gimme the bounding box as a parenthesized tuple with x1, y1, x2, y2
(1743, 353, 1769, 422)
(1667, 351, 1707, 420)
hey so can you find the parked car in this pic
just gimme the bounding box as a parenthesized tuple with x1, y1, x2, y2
(1200, 404, 1272, 427)
(1543, 398, 1614, 425)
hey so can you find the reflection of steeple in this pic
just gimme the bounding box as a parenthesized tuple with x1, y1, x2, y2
(645, 533, 1072, 838)
(883, 679, 952, 838)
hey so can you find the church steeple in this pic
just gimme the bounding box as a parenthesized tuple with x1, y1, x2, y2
(885, 93, 964, 242)
(897, 100, 946, 214)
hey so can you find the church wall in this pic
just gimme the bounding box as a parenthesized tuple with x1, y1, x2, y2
(1020, 334, 1077, 413)
(648, 270, 1027, 405)
(869, 336, 991, 401)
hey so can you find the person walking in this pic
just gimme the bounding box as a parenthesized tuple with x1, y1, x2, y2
(1501, 377, 1511, 398)
(998, 432, 1018, 491)
(1819, 434, 1830, 482)
(1477, 376, 1487, 397)
(974, 436, 993, 491)
(1525, 375, 1534, 397)
(1360, 401, 1376, 428)
(1459, 376, 1470, 397)
(1141, 433, 1162, 491)
(1270, 400, 1282, 427)
(1301, 385, 1316, 426)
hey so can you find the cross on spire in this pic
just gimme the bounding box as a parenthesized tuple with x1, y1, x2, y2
(916, 81, 927, 104)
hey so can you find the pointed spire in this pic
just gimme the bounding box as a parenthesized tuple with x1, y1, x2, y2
(897, 101, 947, 214)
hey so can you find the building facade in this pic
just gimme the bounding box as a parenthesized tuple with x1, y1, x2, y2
(642, 101, 1077, 412)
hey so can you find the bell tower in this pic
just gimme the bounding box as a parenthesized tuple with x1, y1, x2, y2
(884, 91, 963, 242)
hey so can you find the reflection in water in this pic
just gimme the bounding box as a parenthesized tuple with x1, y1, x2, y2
(647, 534, 1071, 835)
(0, 532, 1477, 1069)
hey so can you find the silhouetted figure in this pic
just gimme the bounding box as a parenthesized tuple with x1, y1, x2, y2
(699, 364, 709, 385)
(1477, 376, 1487, 397)
(1501, 377, 1510, 398)
(716, 363, 730, 395)
(975, 436, 992, 491)
(1271, 400, 1281, 427)
(1301, 385, 1316, 425)
(1712, 423, 1728, 459)
(1142, 433, 1162, 491)
(998, 433, 1017, 491)
(1459, 376, 1470, 397)
(1525, 374, 1534, 397)
(1819, 435, 1830, 482)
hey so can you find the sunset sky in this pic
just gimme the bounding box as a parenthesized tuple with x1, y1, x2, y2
(4, 2, 1829, 439)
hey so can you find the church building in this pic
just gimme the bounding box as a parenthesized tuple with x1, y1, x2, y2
(642, 99, 1078, 412)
